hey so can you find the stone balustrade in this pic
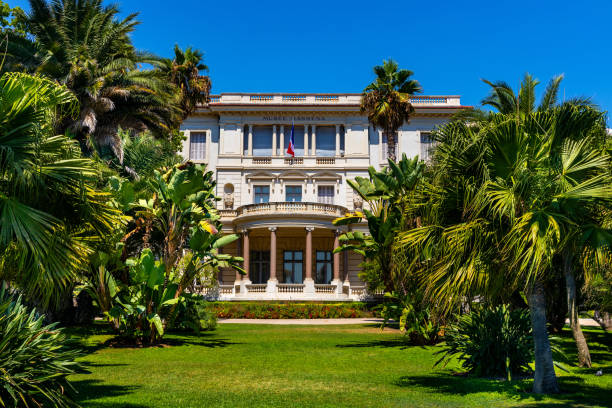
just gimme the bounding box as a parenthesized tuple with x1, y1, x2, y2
(206, 93, 462, 107)
(316, 157, 335, 165)
(235, 202, 347, 219)
(314, 284, 337, 294)
(245, 284, 267, 293)
(191, 282, 378, 301)
(284, 157, 304, 165)
(277, 284, 305, 293)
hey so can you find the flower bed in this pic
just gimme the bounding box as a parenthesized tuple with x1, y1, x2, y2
(209, 302, 376, 319)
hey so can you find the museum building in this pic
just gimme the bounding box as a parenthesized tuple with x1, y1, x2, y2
(179, 93, 467, 300)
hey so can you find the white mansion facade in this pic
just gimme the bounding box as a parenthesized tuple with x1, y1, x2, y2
(180, 93, 467, 300)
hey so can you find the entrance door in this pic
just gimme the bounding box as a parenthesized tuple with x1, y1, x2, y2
(250, 251, 270, 283)
(315, 251, 333, 284)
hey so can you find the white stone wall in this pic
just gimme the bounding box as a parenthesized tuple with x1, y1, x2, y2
(179, 107, 453, 211)
(398, 117, 444, 160)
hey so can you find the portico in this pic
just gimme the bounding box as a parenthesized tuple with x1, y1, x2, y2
(209, 201, 367, 300)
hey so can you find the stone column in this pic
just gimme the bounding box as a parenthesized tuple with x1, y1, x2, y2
(311, 124, 317, 156)
(242, 229, 251, 285)
(267, 227, 278, 293)
(272, 125, 277, 156)
(304, 124, 309, 156)
(248, 124, 253, 156)
(235, 234, 242, 285)
(332, 229, 343, 295)
(303, 227, 315, 294)
(335, 124, 340, 157)
(280, 125, 285, 156)
(343, 227, 350, 288)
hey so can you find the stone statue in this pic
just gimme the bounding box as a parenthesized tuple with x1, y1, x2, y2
(353, 194, 363, 210)
(224, 192, 234, 209)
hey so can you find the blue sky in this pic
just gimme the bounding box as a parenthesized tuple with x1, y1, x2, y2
(9, 0, 612, 123)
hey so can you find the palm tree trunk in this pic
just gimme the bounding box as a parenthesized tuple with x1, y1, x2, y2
(528, 281, 560, 394)
(592, 311, 612, 331)
(385, 130, 397, 162)
(602, 313, 612, 331)
(563, 252, 592, 367)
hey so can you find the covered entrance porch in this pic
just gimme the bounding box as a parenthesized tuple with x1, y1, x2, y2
(206, 202, 373, 300)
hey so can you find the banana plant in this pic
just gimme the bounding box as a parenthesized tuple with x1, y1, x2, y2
(109, 249, 181, 344)
(333, 154, 425, 291)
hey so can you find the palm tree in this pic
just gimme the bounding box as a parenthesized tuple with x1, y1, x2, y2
(0, 72, 121, 308)
(361, 59, 422, 161)
(397, 103, 611, 393)
(15, 0, 180, 158)
(453, 73, 601, 368)
(160, 45, 211, 119)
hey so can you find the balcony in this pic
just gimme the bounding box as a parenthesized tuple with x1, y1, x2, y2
(237, 201, 345, 217)
(230, 202, 348, 228)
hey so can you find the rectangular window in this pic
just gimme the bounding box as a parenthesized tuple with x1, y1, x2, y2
(315, 251, 333, 284)
(315, 126, 335, 157)
(189, 131, 207, 160)
(254, 185, 270, 204)
(285, 185, 302, 202)
(317, 185, 334, 204)
(252, 125, 273, 156)
(283, 251, 303, 283)
(381, 133, 388, 162)
(249, 251, 270, 284)
(420, 131, 434, 161)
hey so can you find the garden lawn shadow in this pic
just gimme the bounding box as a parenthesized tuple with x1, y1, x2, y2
(395, 374, 612, 408)
(335, 338, 413, 350)
(72, 379, 143, 406)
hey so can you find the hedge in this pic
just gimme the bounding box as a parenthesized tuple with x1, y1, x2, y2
(209, 302, 376, 319)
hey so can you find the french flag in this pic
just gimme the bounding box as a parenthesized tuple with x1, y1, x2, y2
(286, 121, 295, 157)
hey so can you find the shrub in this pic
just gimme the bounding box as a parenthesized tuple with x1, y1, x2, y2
(172, 294, 217, 333)
(209, 302, 374, 319)
(0, 287, 83, 407)
(435, 305, 533, 379)
(379, 292, 442, 345)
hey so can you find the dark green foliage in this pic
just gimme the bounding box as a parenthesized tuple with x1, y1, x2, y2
(379, 292, 442, 345)
(108, 249, 180, 344)
(0, 287, 83, 407)
(172, 294, 217, 333)
(435, 305, 533, 379)
(211, 302, 374, 319)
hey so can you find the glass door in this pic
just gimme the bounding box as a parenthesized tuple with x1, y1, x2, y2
(283, 251, 303, 283)
(316, 251, 333, 284)
(249, 251, 270, 283)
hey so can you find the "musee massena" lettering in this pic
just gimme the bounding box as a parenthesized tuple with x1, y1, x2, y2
(262, 116, 326, 121)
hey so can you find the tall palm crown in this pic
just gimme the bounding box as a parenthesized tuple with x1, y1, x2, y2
(361, 59, 422, 161)
(17, 0, 179, 157)
(160, 45, 211, 119)
(463, 73, 565, 118)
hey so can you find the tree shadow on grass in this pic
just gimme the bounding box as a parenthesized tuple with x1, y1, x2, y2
(395, 373, 612, 407)
(555, 330, 612, 366)
(162, 336, 241, 348)
(335, 338, 415, 350)
(71, 379, 149, 407)
(81, 331, 242, 350)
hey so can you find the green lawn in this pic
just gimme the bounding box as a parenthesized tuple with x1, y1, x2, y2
(69, 324, 611, 408)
